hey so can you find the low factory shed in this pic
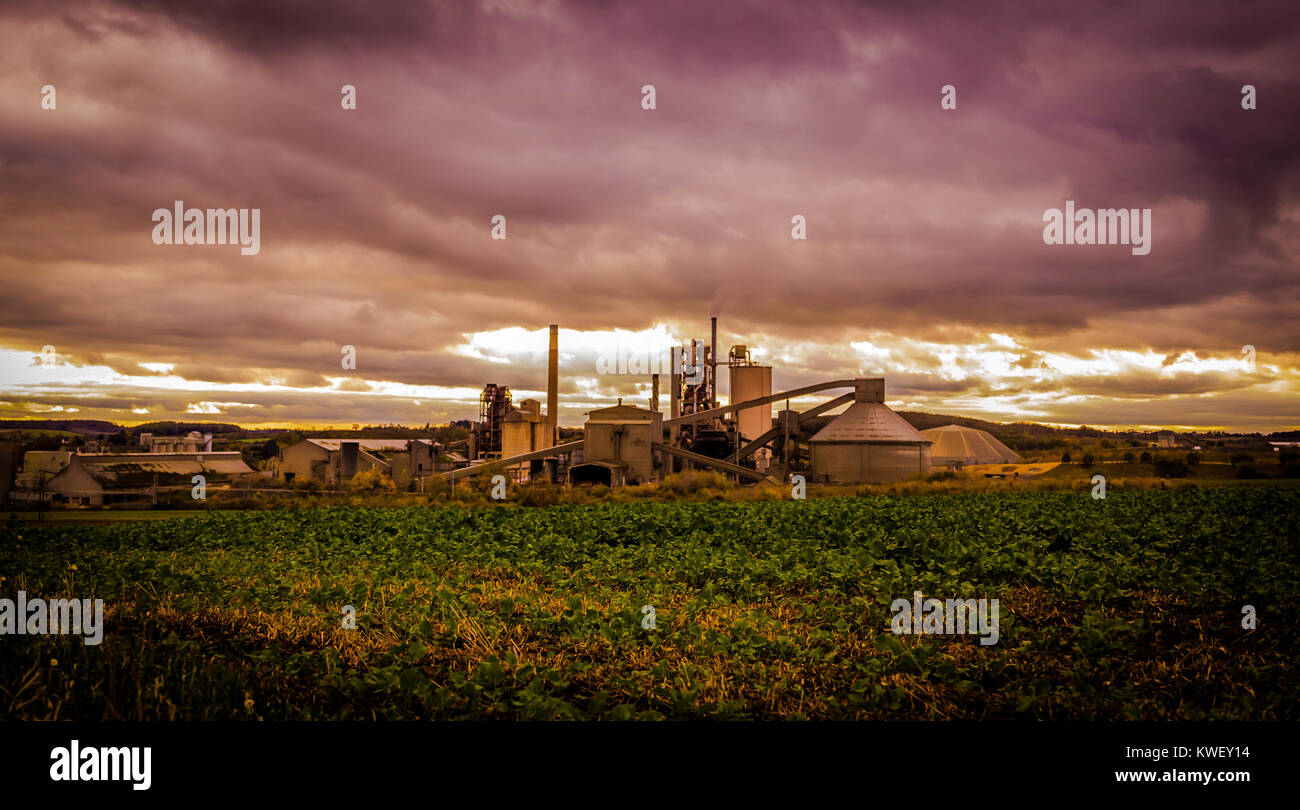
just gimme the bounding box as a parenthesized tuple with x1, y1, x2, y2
(45, 452, 254, 506)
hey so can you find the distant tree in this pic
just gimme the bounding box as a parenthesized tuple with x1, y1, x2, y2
(350, 467, 396, 494)
(259, 438, 280, 460)
(1060, 451, 1072, 464)
(1278, 450, 1299, 466)
(1080, 453, 1095, 468)
(1186, 452, 1200, 466)
(1153, 458, 1190, 478)
(1230, 453, 1254, 466)
(1122, 451, 1135, 463)
(1139, 451, 1152, 464)
(109, 432, 127, 447)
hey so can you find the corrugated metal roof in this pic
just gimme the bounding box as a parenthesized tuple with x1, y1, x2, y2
(587, 404, 657, 422)
(808, 402, 928, 444)
(201, 458, 256, 474)
(307, 439, 419, 451)
(78, 456, 253, 488)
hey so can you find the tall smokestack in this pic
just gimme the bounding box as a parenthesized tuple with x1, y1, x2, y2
(670, 347, 681, 419)
(547, 324, 558, 447)
(710, 316, 718, 409)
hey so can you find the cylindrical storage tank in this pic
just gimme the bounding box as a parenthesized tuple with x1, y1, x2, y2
(730, 364, 772, 440)
(808, 402, 931, 483)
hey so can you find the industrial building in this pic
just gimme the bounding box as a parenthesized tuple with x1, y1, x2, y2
(14, 450, 73, 488)
(457, 324, 562, 482)
(442, 316, 935, 488)
(277, 438, 457, 488)
(920, 424, 1019, 469)
(569, 400, 664, 487)
(138, 431, 211, 453)
(39, 452, 253, 506)
(807, 379, 933, 483)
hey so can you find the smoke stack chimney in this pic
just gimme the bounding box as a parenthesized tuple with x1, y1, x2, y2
(203, 433, 213, 452)
(670, 346, 681, 419)
(547, 324, 559, 447)
(710, 316, 718, 409)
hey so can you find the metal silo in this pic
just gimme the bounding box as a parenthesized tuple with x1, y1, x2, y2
(728, 346, 772, 440)
(807, 379, 931, 483)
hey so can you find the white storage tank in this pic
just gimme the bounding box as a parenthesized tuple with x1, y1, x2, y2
(729, 348, 772, 441)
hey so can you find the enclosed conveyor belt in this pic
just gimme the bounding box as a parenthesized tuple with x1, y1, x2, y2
(652, 442, 783, 486)
(663, 379, 859, 428)
(727, 391, 855, 463)
(438, 440, 583, 481)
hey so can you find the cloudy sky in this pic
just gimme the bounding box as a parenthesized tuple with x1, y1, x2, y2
(1, 0, 1297, 432)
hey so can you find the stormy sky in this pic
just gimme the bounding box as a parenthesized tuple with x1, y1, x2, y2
(1, 0, 1297, 432)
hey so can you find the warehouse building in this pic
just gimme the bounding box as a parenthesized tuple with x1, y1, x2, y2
(568, 401, 663, 487)
(42, 452, 253, 506)
(276, 438, 457, 488)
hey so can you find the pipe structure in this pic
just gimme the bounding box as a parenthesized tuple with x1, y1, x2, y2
(663, 379, 862, 428)
(439, 440, 584, 482)
(726, 392, 854, 462)
(652, 442, 780, 485)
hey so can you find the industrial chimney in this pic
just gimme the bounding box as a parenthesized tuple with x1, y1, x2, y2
(710, 316, 718, 410)
(547, 324, 559, 447)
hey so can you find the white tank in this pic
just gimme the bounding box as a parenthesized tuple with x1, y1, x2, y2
(730, 364, 772, 440)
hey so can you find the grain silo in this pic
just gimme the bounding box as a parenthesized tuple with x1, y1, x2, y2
(728, 345, 772, 440)
(808, 379, 931, 483)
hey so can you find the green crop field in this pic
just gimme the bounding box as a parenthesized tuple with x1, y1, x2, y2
(1, 488, 1296, 720)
